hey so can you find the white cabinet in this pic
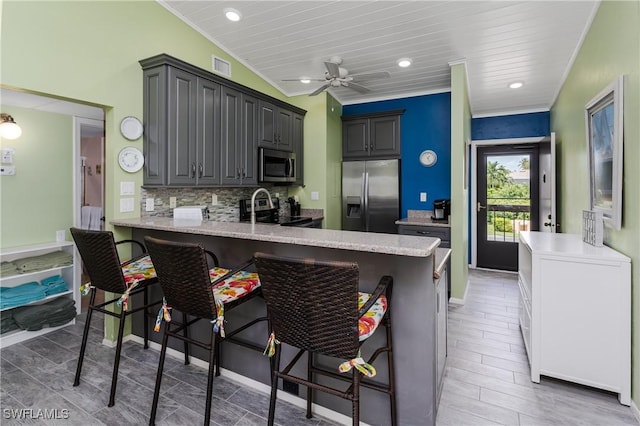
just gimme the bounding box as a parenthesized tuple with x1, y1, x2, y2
(518, 231, 630, 405)
(0, 241, 80, 347)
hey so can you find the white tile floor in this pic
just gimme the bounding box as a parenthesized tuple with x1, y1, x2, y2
(436, 268, 638, 426)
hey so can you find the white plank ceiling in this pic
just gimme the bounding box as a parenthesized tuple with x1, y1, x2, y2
(160, 0, 599, 117)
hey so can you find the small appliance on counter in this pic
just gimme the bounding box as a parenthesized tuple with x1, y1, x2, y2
(238, 198, 314, 226)
(431, 199, 451, 222)
(173, 206, 209, 221)
(286, 197, 301, 217)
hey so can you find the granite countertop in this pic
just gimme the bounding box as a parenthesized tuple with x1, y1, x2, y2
(434, 248, 452, 277)
(111, 217, 439, 258)
(396, 210, 450, 228)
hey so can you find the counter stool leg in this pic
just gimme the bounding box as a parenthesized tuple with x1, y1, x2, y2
(306, 352, 313, 418)
(352, 371, 360, 426)
(386, 317, 397, 426)
(73, 289, 96, 387)
(204, 332, 217, 426)
(267, 347, 281, 426)
(214, 333, 222, 376)
(149, 330, 170, 425)
(143, 285, 149, 349)
(183, 313, 190, 365)
(108, 309, 127, 407)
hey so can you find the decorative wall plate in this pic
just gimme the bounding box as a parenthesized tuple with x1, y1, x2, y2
(419, 149, 437, 167)
(118, 147, 144, 173)
(120, 116, 143, 141)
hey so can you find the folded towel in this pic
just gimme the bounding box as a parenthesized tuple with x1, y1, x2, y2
(89, 206, 102, 231)
(12, 297, 76, 331)
(0, 282, 47, 309)
(14, 251, 73, 273)
(40, 275, 68, 296)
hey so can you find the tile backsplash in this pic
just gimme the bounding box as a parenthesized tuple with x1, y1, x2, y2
(140, 186, 288, 221)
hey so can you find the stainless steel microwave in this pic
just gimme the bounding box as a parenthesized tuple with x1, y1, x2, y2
(259, 148, 296, 183)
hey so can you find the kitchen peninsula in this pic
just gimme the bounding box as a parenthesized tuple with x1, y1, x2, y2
(112, 217, 445, 425)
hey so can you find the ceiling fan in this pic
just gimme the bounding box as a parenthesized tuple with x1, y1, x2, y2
(283, 56, 391, 96)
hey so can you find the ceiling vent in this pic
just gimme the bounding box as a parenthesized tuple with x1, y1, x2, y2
(212, 56, 231, 77)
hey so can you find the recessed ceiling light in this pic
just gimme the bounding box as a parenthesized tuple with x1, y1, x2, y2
(224, 8, 242, 22)
(300, 79, 311, 84)
(509, 81, 524, 89)
(397, 58, 412, 68)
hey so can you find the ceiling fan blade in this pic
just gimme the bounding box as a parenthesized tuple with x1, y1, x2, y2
(309, 83, 330, 96)
(350, 71, 391, 80)
(324, 62, 341, 79)
(347, 82, 370, 94)
(281, 78, 326, 82)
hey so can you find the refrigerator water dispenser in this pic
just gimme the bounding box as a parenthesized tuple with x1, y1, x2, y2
(346, 196, 361, 218)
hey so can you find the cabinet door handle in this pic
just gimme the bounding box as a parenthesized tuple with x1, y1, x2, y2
(241, 168, 246, 178)
(191, 163, 196, 178)
(236, 168, 241, 178)
(198, 163, 203, 178)
(417, 231, 432, 235)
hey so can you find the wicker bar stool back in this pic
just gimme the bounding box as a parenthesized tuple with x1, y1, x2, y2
(254, 252, 397, 426)
(144, 237, 266, 426)
(70, 227, 160, 407)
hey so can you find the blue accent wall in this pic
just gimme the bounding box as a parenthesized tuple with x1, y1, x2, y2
(472, 112, 550, 140)
(343, 93, 451, 217)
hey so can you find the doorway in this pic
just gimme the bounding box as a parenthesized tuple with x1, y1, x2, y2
(476, 144, 539, 271)
(75, 118, 105, 231)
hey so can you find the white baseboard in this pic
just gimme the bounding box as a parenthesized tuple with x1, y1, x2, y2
(631, 399, 640, 424)
(127, 335, 361, 426)
(448, 278, 469, 305)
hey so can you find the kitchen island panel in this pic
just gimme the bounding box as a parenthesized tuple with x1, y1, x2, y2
(119, 222, 438, 425)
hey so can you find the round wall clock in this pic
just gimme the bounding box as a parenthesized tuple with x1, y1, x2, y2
(120, 116, 143, 141)
(118, 147, 144, 173)
(419, 149, 438, 167)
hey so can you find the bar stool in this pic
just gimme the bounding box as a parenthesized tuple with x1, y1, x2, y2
(254, 251, 397, 426)
(144, 236, 267, 426)
(70, 227, 161, 407)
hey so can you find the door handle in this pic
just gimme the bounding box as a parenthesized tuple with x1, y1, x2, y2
(477, 202, 486, 212)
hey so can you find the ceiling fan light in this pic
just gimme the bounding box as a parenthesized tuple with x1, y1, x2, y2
(300, 78, 311, 84)
(509, 81, 524, 89)
(224, 8, 242, 22)
(397, 58, 412, 68)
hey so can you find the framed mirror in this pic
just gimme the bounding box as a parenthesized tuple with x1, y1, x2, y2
(585, 76, 624, 230)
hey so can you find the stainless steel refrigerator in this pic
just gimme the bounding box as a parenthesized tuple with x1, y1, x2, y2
(342, 159, 400, 233)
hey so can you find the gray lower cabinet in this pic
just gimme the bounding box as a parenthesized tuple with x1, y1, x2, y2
(342, 110, 403, 159)
(221, 86, 257, 185)
(398, 225, 450, 247)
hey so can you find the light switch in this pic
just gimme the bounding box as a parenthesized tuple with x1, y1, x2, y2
(311, 192, 319, 201)
(1, 148, 15, 164)
(120, 181, 135, 195)
(120, 198, 134, 213)
(145, 198, 155, 211)
(420, 192, 427, 202)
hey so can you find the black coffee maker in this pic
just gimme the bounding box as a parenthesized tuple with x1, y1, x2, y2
(432, 199, 451, 221)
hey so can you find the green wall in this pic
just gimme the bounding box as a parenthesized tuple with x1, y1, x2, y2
(449, 63, 471, 300)
(551, 0, 640, 407)
(0, 106, 73, 247)
(0, 0, 313, 241)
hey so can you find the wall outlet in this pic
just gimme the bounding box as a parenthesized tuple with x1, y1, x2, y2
(294, 195, 299, 202)
(420, 192, 427, 202)
(311, 192, 319, 201)
(56, 230, 66, 242)
(120, 198, 134, 213)
(274, 192, 280, 199)
(211, 194, 218, 205)
(1, 148, 15, 164)
(145, 198, 155, 211)
(169, 197, 177, 208)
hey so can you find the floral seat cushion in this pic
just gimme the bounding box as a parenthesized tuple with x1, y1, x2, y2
(122, 255, 156, 285)
(121, 256, 260, 303)
(358, 292, 388, 341)
(209, 267, 261, 304)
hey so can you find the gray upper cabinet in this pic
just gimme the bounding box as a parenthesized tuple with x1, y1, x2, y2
(342, 110, 403, 159)
(140, 54, 305, 187)
(221, 87, 257, 185)
(259, 100, 294, 152)
(293, 112, 304, 186)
